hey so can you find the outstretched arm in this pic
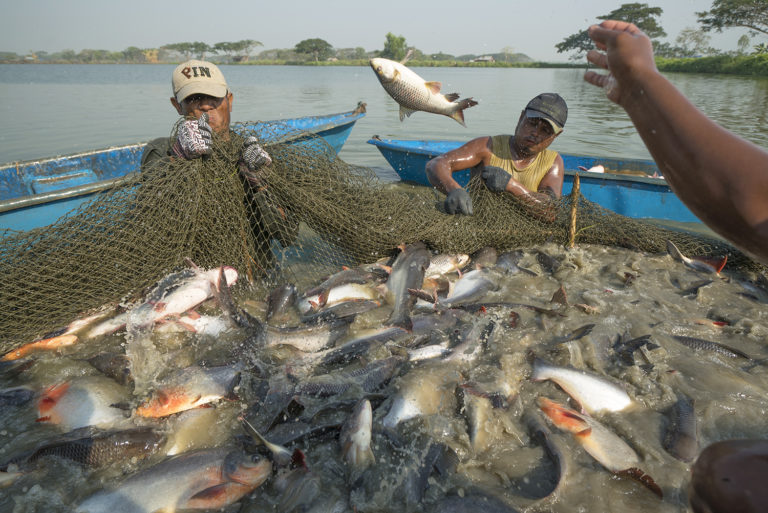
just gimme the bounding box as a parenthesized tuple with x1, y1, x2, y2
(426, 137, 491, 194)
(585, 20, 768, 263)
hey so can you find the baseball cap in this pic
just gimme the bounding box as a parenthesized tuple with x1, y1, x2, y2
(172, 60, 228, 102)
(525, 93, 567, 133)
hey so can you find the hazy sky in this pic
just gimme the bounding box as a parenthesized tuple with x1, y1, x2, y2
(3, 0, 753, 62)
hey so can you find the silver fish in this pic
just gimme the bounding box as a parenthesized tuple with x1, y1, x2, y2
(381, 363, 460, 429)
(530, 357, 634, 414)
(339, 398, 375, 472)
(666, 239, 727, 274)
(369, 57, 478, 126)
(76, 448, 272, 512)
(385, 242, 431, 330)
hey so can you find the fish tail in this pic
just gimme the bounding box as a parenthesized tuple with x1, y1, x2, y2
(449, 98, 479, 127)
(665, 240, 685, 262)
(617, 467, 664, 498)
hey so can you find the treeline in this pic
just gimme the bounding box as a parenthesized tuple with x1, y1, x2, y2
(657, 54, 768, 75)
(0, 35, 532, 65)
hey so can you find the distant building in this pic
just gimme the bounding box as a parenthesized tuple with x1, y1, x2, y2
(472, 55, 495, 63)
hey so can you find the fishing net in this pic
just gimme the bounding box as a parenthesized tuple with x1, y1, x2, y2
(1, 122, 764, 352)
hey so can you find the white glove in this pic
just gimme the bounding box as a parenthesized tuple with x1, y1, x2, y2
(242, 136, 272, 171)
(172, 113, 212, 159)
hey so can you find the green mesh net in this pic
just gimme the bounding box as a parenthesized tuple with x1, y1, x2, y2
(1, 122, 764, 352)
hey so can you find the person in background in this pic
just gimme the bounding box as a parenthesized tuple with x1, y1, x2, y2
(584, 20, 768, 265)
(141, 59, 297, 252)
(425, 93, 567, 220)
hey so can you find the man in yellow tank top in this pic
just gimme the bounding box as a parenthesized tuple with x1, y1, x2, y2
(426, 93, 567, 219)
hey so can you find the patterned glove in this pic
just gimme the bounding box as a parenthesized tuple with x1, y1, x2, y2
(172, 113, 212, 159)
(242, 136, 272, 171)
(444, 188, 473, 215)
(481, 165, 511, 192)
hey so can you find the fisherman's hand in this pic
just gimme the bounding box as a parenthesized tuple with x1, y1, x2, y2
(481, 166, 511, 192)
(444, 188, 473, 215)
(242, 136, 273, 171)
(584, 20, 657, 106)
(172, 113, 213, 159)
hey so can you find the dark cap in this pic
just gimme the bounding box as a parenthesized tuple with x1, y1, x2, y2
(525, 93, 567, 133)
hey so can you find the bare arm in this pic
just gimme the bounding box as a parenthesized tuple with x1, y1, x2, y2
(585, 20, 768, 263)
(502, 154, 564, 221)
(426, 137, 491, 194)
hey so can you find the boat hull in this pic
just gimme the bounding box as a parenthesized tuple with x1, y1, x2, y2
(367, 137, 700, 224)
(0, 106, 366, 232)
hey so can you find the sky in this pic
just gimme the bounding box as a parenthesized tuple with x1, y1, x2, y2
(3, 0, 754, 62)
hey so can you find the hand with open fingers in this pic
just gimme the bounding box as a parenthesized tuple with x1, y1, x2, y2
(444, 188, 473, 215)
(481, 165, 511, 192)
(172, 113, 213, 159)
(242, 136, 273, 172)
(584, 20, 657, 105)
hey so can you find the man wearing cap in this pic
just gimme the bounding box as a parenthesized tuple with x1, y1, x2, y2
(426, 93, 567, 218)
(141, 60, 296, 252)
(141, 59, 270, 173)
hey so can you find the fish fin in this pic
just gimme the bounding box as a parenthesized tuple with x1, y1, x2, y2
(38, 382, 69, 412)
(692, 254, 728, 273)
(400, 48, 413, 65)
(399, 105, 416, 121)
(449, 110, 467, 127)
(185, 484, 236, 507)
(408, 288, 436, 303)
(617, 468, 664, 498)
(185, 310, 201, 320)
(424, 81, 442, 94)
(444, 92, 460, 102)
(35, 416, 51, 423)
(665, 240, 685, 262)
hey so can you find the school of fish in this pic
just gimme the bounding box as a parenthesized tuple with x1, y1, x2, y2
(1, 240, 767, 513)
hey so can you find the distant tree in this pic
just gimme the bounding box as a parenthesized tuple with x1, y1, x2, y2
(430, 52, 455, 61)
(555, 31, 595, 61)
(122, 46, 145, 63)
(213, 41, 236, 59)
(354, 47, 367, 59)
(557, 3, 666, 60)
(294, 38, 334, 61)
(754, 42, 768, 54)
(697, 0, 768, 37)
(234, 39, 262, 61)
(163, 42, 194, 60)
(189, 41, 211, 59)
(59, 49, 77, 61)
(675, 27, 716, 56)
(380, 33, 407, 60)
(738, 34, 752, 53)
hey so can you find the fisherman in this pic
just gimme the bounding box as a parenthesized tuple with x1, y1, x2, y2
(425, 93, 567, 219)
(141, 59, 297, 252)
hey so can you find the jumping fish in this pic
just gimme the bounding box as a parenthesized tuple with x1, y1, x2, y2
(384, 242, 431, 330)
(530, 357, 634, 414)
(339, 398, 375, 472)
(370, 57, 478, 126)
(666, 240, 727, 274)
(381, 363, 460, 429)
(76, 448, 272, 512)
(538, 397, 662, 498)
(36, 376, 131, 431)
(134, 363, 242, 418)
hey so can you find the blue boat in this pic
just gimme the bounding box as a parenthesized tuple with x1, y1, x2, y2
(0, 103, 367, 232)
(367, 137, 701, 224)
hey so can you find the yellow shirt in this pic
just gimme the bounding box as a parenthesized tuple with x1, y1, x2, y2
(488, 135, 557, 192)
